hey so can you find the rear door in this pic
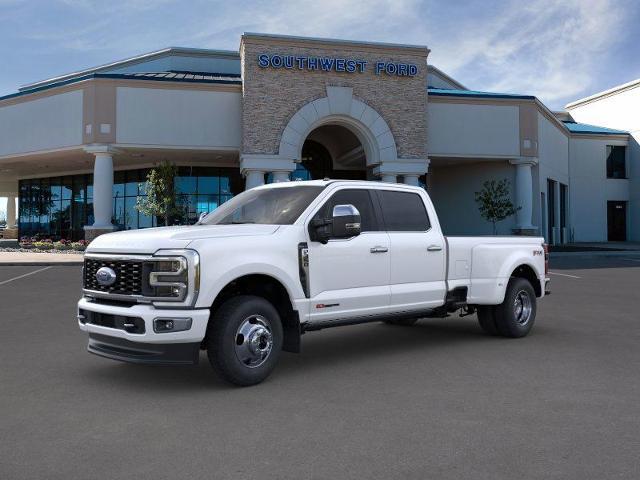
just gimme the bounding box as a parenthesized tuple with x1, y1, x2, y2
(305, 188, 391, 322)
(375, 189, 447, 311)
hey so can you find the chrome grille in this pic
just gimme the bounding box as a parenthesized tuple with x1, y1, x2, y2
(84, 258, 143, 295)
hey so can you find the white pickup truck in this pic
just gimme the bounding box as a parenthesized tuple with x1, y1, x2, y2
(78, 180, 549, 385)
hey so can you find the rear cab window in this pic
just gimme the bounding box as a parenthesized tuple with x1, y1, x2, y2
(376, 190, 430, 231)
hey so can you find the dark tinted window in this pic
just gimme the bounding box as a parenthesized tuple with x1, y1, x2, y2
(378, 190, 430, 231)
(606, 145, 626, 179)
(316, 189, 378, 231)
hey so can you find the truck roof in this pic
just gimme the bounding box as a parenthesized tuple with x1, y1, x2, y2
(255, 179, 424, 192)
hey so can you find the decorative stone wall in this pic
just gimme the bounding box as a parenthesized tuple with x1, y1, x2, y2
(240, 34, 429, 161)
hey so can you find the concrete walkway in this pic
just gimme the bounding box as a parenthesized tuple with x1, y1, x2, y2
(0, 251, 84, 266)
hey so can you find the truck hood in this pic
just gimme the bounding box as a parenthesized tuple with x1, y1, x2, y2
(86, 224, 280, 254)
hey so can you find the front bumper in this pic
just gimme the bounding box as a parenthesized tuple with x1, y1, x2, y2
(78, 297, 210, 364)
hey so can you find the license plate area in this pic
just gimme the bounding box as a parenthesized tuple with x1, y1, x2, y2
(79, 309, 146, 334)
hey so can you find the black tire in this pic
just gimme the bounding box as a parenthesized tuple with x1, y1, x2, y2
(206, 295, 283, 386)
(493, 277, 537, 338)
(384, 318, 419, 326)
(477, 306, 499, 335)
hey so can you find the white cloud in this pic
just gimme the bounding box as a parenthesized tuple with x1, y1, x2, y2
(427, 0, 629, 107)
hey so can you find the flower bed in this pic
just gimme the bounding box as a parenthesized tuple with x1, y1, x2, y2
(3, 237, 90, 254)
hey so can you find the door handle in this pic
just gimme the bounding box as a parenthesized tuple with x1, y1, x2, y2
(370, 246, 389, 253)
(427, 244, 443, 252)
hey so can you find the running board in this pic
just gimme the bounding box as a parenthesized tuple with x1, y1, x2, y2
(301, 309, 435, 332)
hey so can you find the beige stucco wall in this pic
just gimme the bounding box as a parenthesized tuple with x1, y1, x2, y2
(567, 86, 640, 241)
(427, 101, 520, 157)
(569, 136, 630, 241)
(0, 90, 83, 157)
(116, 86, 242, 148)
(240, 35, 428, 160)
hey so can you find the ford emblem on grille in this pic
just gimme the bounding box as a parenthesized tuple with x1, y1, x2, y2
(95, 267, 117, 287)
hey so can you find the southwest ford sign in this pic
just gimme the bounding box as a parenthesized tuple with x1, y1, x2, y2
(257, 54, 418, 77)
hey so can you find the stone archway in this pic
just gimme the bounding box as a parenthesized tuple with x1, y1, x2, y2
(278, 86, 398, 168)
(240, 85, 429, 188)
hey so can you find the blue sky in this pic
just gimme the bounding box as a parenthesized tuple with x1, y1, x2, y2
(1, 0, 640, 215)
(1, 0, 639, 109)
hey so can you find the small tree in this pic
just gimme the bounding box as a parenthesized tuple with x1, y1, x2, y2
(136, 161, 182, 226)
(474, 179, 520, 235)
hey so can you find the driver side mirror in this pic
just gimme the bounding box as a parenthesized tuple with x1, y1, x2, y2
(331, 204, 362, 239)
(310, 204, 362, 244)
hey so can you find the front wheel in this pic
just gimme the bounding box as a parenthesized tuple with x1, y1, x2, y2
(206, 295, 283, 386)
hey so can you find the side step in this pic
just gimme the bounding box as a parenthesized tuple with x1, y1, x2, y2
(301, 309, 435, 332)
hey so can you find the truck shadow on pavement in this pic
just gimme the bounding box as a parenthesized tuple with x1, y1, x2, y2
(81, 317, 522, 390)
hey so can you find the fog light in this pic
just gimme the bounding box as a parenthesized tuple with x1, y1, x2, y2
(153, 317, 192, 333)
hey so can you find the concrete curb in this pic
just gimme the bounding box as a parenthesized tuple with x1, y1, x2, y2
(0, 262, 83, 266)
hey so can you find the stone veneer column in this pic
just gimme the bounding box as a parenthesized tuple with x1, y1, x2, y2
(510, 157, 538, 235)
(84, 145, 117, 241)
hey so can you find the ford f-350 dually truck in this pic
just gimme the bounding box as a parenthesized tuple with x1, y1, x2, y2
(78, 180, 549, 385)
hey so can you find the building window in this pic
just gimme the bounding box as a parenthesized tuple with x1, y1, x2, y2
(18, 166, 243, 240)
(606, 145, 626, 179)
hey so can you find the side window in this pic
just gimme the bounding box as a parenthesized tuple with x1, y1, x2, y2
(377, 190, 430, 231)
(315, 189, 379, 231)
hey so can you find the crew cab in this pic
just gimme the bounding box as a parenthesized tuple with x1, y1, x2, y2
(78, 180, 550, 386)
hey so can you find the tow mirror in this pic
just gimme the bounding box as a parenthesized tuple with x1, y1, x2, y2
(331, 204, 361, 239)
(310, 204, 362, 244)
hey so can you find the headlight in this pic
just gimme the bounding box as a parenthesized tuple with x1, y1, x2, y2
(147, 249, 200, 308)
(148, 258, 188, 299)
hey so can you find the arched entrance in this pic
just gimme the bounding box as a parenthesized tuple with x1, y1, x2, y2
(241, 86, 428, 189)
(297, 124, 368, 180)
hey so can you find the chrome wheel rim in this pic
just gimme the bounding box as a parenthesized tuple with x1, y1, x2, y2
(513, 290, 532, 325)
(234, 315, 273, 368)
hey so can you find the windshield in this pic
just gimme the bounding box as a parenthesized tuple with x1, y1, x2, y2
(199, 185, 325, 225)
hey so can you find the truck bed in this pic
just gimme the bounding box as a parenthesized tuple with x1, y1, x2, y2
(445, 235, 546, 305)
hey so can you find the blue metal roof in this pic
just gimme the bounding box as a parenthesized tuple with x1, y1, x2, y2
(428, 87, 535, 100)
(0, 71, 242, 102)
(562, 121, 628, 135)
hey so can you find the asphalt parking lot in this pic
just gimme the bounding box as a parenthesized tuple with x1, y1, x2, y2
(1, 257, 639, 479)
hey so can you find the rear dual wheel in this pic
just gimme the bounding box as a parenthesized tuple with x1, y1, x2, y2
(477, 277, 536, 338)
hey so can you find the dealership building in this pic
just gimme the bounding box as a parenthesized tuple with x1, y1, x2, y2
(0, 33, 637, 242)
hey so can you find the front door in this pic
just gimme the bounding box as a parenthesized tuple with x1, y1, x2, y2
(306, 188, 390, 322)
(607, 201, 627, 241)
